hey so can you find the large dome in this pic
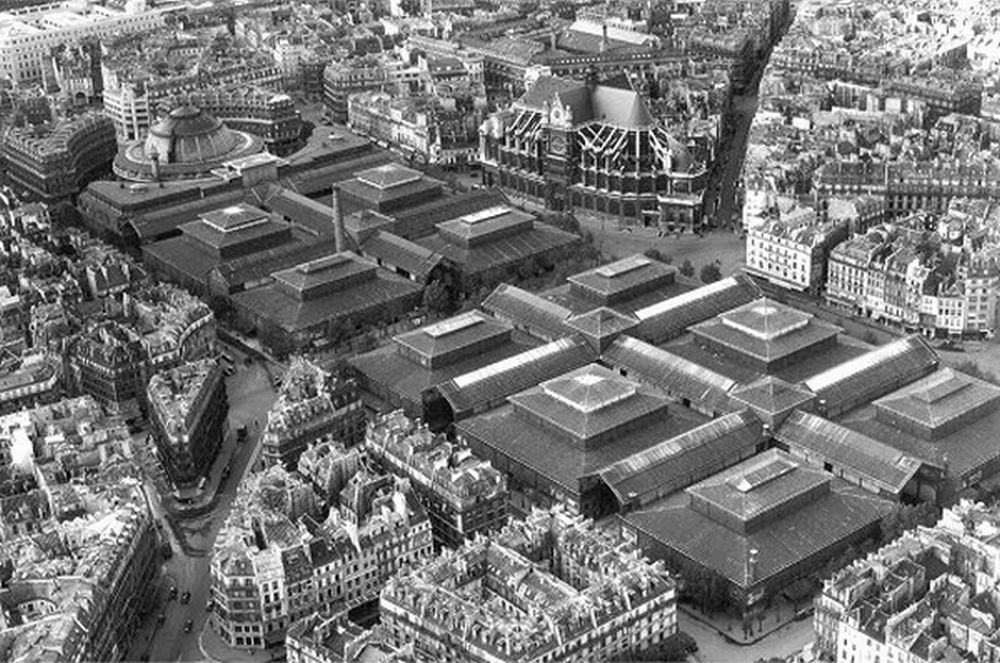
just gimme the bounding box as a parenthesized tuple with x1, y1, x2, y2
(114, 104, 266, 182)
(144, 106, 239, 164)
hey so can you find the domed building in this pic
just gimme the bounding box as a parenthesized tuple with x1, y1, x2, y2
(113, 105, 265, 182)
(479, 74, 711, 231)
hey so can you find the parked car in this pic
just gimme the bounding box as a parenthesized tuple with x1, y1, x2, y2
(180, 590, 190, 604)
(183, 619, 193, 633)
(168, 586, 178, 600)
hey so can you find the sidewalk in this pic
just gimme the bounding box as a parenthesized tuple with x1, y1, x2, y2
(199, 619, 283, 663)
(680, 596, 813, 646)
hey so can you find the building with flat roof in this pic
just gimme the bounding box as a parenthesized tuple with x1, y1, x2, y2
(260, 358, 365, 470)
(379, 506, 676, 662)
(621, 448, 895, 612)
(147, 358, 228, 488)
(231, 252, 423, 356)
(366, 410, 507, 548)
(349, 310, 541, 425)
(457, 362, 711, 516)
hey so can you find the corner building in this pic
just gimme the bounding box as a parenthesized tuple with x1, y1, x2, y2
(379, 507, 677, 663)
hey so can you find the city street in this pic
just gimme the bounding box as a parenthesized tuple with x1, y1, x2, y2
(682, 611, 814, 663)
(125, 347, 278, 663)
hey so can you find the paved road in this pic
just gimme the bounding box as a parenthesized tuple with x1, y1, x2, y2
(707, 93, 759, 230)
(682, 611, 814, 663)
(126, 350, 277, 663)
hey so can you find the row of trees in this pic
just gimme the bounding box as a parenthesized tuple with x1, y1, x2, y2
(643, 248, 723, 284)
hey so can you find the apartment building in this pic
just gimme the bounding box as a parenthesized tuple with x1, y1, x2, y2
(379, 507, 677, 662)
(745, 209, 848, 294)
(815, 500, 1000, 662)
(365, 410, 508, 548)
(147, 358, 228, 488)
(210, 465, 433, 650)
(261, 357, 366, 470)
(0, 1, 168, 85)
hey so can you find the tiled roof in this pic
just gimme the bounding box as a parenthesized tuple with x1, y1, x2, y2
(690, 298, 841, 365)
(350, 336, 539, 413)
(436, 335, 595, 418)
(509, 364, 669, 443)
(776, 410, 928, 495)
(872, 367, 1000, 439)
(632, 273, 761, 344)
(600, 409, 763, 505)
(360, 230, 444, 281)
(623, 470, 894, 589)
(601, 335, 737, 414)
(481, 283, 574, 341)
(730, 375, 815, 416)
(416, 222, 579, 275)
(804, 336, 939, 414)
(458, 399, 707, 494)
(231, 269, 420, 333)
(393, 311, 511, 361)
(567, 254, 676, 303)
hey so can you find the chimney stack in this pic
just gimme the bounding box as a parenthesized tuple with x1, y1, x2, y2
(332, 185, 345, 253)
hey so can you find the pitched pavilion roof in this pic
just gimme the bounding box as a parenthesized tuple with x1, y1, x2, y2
(599, 409, 763, 505)
(601, 335, 737, 414)
(508, 363, 670, 443)
(872, 367, 1000, 438)
(730, 375, 816, 416)
(436, 335, 596, 417)
(804, 336, 939, 413)
(776, 409, 929, 495)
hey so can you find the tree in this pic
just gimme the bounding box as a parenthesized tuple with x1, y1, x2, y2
(881, 502, 940, 544)
(208, 296, 235, 326)
(643, 248, 664, 262)
(48, 201, 82, 230)
(700, 261, 722, 283)
(862, 330, 879, 345)
(952, 359, 1000, 385)
(423, 277, 457, 316)
(679, 258, 695, 277)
